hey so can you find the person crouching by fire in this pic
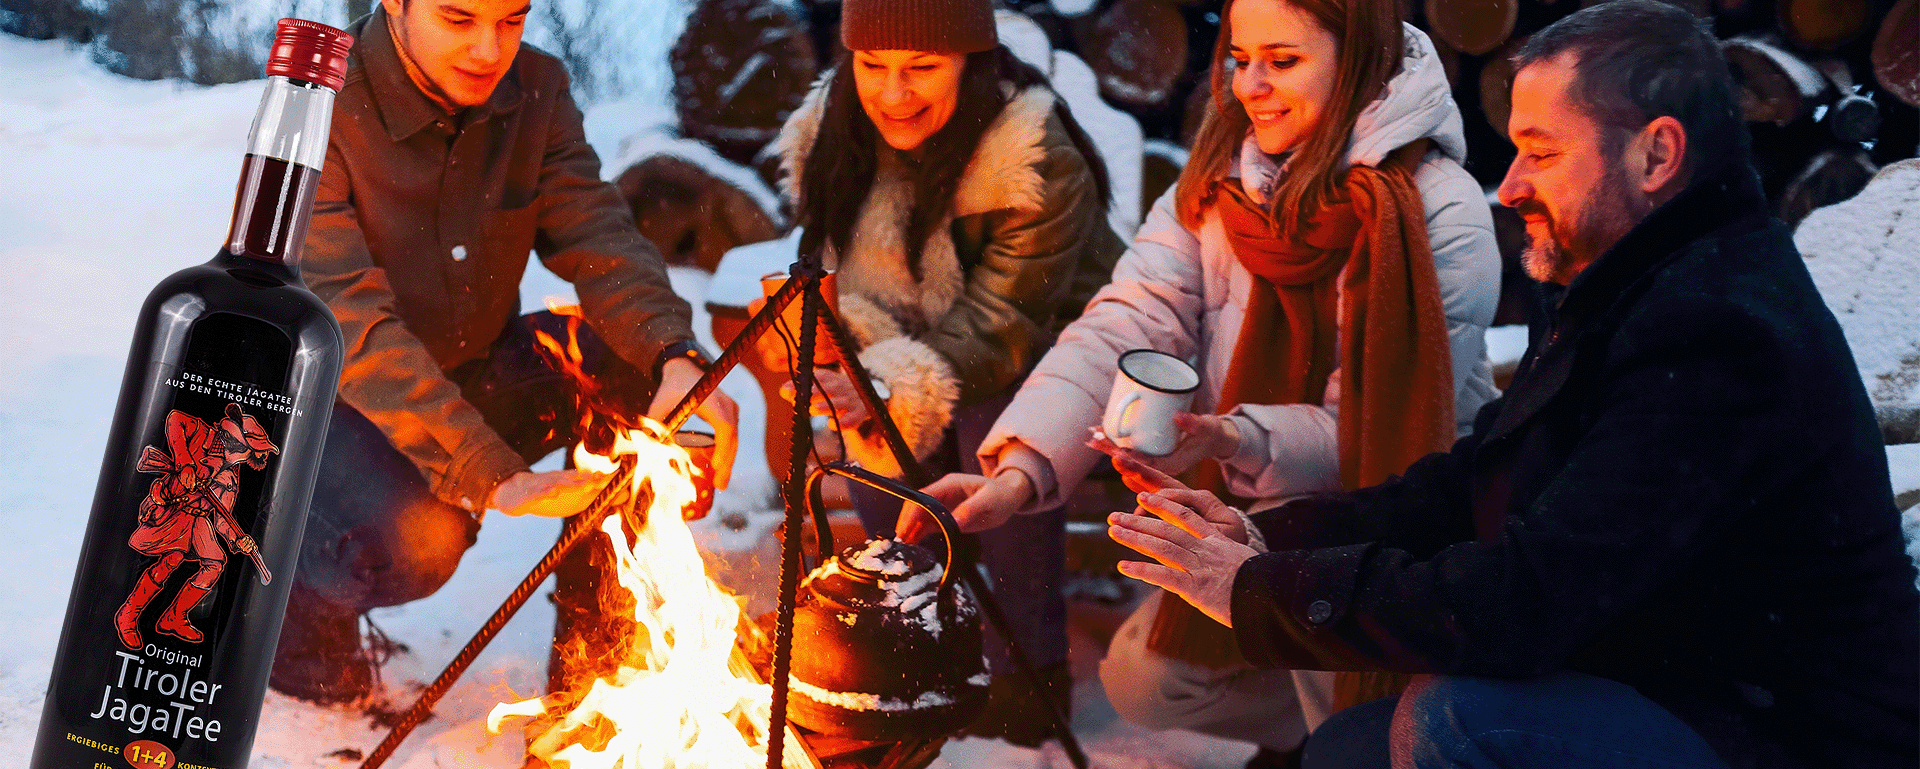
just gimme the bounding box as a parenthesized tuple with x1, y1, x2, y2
(760, 0, 1127, 745)
(277, 0, 740, 706)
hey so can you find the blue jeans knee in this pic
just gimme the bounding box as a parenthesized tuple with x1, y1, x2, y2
(1395, 672, 1730, 769)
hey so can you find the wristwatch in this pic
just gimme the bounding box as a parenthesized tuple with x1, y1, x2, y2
(654, 339, 712, 381)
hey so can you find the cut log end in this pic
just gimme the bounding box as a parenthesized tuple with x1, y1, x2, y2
(1425, 0, 1518, 56)
(1873, 0, 1920, 108)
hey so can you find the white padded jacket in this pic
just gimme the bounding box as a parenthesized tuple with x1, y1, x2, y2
(979, 24, 1502, 513)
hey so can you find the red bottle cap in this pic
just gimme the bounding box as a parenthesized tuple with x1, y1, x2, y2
(266, 18, 354, 93)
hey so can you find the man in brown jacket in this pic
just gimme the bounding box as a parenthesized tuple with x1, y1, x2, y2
(271, 0, 738, 704)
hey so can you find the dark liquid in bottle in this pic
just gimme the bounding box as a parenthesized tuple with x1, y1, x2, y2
(29, 255, 342, 769)
(228, 154, 320, 266)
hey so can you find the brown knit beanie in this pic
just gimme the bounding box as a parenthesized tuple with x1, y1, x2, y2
(840, 0, 998, 53)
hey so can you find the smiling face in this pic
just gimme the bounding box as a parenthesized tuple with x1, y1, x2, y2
(1228, 0, 1340, 156)
(1498, 53, 1652, 285)
(382, 0, 531, 112)
(852, 49, 965, 152)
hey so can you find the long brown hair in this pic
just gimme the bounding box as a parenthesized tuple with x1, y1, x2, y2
(795, 46, 1112, 280)
(1173, 0, 1403, 238)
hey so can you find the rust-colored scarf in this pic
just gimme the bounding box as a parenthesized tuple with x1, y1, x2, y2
(1146, 141, 1456, 693)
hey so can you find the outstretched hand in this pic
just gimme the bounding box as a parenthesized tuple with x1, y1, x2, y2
(900, 470, 1035, 541)
(1108, 490, 1258, 627)
(1096, 445, 1251, 545)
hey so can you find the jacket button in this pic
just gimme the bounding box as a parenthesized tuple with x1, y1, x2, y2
(451, 245, 468, 261)
(1306, 600, 1334, 624)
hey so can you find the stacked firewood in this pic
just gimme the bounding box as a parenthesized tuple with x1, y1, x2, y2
(653, 0, 1913, 254)
(1426, 0, 1915, 222)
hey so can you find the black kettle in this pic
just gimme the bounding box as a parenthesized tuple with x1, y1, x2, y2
(786, 464, 989, 742)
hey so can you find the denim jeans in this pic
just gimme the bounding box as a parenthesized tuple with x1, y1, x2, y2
(1302, 671, 1731, 769)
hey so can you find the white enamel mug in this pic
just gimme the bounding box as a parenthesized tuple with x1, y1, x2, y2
(1101, 349, 1201, 457)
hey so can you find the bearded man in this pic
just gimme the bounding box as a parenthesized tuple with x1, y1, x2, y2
(1103, 1, 1920, 766)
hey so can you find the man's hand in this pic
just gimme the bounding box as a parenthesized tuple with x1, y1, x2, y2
(1100, 449, 1250, 544)
(1108, 490, 1259, 627)
(648, 356, 739, 491)
(778, 365, 871, 428)
(234, 535, 257, 555)
(1089, 412, 1239, 479)
(901, 470, 1036, 541)
(491, 469, 607, 518)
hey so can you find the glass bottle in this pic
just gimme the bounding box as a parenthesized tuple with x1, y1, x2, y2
(30, 18, 353, 769)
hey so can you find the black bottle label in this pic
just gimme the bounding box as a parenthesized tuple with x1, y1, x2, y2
(39, 311, 315, 769)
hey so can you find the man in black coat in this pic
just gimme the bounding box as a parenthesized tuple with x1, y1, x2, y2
(1103, 2, 1919, 766)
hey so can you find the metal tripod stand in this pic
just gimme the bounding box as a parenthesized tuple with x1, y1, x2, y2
(359, 249, 1085, 769)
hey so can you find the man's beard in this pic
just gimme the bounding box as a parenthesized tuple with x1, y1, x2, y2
(1519, 165, 1650, 285)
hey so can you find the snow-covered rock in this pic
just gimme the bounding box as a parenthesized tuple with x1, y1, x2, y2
(1798, 158, 1920, 407)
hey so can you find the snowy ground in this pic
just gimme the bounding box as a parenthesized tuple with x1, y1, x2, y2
(4, 28, 1916, 769)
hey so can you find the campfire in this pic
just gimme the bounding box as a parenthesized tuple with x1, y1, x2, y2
(361, 288, 1017, 769)
(483, 422, 816, 768)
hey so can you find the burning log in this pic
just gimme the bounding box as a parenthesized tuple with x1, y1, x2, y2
(361, 290, 773, 768)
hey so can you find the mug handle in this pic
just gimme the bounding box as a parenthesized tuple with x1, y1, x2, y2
(1112, 391, 1143, 439)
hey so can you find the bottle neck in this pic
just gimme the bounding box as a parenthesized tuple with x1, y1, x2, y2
(225, 75, 335, 268)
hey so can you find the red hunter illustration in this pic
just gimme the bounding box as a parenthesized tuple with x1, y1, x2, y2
(113, 403, 279, 650)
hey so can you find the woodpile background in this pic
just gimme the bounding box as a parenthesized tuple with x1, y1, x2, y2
(653, 0, 1913, 235)
(643, 0, 1916, 483)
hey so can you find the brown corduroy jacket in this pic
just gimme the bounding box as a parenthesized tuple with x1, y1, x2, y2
(302, 10, 694, 515)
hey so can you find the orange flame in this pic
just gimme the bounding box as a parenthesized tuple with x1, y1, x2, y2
(487, 421, 777, 768)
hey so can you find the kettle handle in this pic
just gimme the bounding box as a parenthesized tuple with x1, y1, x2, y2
(809, 462, 964, 596)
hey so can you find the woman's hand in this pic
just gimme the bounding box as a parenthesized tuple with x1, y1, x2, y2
(902, 470, 1036, 541)
(1108, 490, 1259, 627)
(779, 365, 872, 429)
(1088, 412, 1239, 479)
